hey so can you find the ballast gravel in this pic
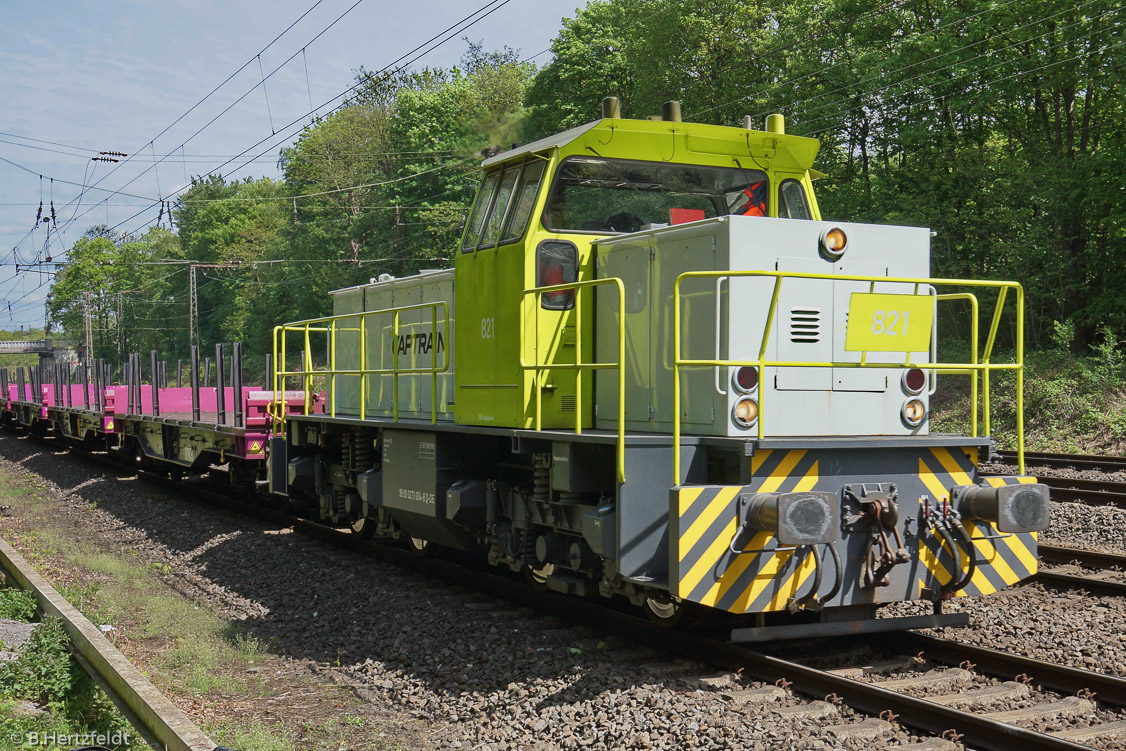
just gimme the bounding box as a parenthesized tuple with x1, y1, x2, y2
(4, 432, 1126, 749)
(984, 460, 1126, 554)
(1, 433, 928, 751)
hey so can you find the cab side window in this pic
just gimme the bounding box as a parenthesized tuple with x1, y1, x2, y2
(462, 171, 499, 252)
(779, 179, 812, 220)
(502, 161, 546, 244)
(480, 167, 520, 248)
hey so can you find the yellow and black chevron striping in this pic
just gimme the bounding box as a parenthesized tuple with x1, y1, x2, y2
(916, 448, 1039, 597)
(669, 446, 1040, 614)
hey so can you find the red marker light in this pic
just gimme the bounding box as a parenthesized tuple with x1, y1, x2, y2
(903, 368, 926, 394)
(733, 367, 759, 393)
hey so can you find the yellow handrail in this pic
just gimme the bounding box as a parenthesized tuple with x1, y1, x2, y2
(934, 292, 979, 436)
(520, 277, 627, 483)
(672, 270, 1024, 484)
(271, 301, 451, 435)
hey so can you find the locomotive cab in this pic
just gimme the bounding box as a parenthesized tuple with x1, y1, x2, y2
(453, 103, 823, 430)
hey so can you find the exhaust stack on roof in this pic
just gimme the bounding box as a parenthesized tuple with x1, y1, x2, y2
(661, 100, 682, 122)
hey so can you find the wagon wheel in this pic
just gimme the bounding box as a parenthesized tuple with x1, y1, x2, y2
(642, 594, 703, 628)
(523, 562, 555, 589)
(407, 533, 434, 556)
(350, 516, 376, 539)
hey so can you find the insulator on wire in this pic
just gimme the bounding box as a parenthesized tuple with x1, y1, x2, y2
(50, 202, 56, 224)
(157, 201, 164, 224)
(35, 202, 42, 224)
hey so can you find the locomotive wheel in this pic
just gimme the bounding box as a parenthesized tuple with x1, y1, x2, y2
(642, 595, 699, 627)
(350, 516, 376, 539)
(523, 562, 555, 589)
(407, 534, 434, 556)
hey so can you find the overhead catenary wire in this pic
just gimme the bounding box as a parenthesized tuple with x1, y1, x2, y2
(48, 0, 512, 246)
(56, 0, 332, 219)
(102, 0, 515, 237)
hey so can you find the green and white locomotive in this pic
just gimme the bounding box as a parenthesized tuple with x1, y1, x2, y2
(272, 98, 1048, 639)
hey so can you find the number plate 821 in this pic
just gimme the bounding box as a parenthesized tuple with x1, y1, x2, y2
(844, 293, 934, 352)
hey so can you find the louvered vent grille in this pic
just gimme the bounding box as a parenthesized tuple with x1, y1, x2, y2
(560, 395, 576, 413)
(790, 308, 822, 343)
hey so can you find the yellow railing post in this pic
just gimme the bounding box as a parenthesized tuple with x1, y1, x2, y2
(981, 287, 1009, 439)
(935, 293, 979, 436)
(520, 277, 626, 483)
(673, 278, 682, 486)
(1016, 286, 1025, 475)
(391, 310, 400, 422)
(360, 316, 367, 420)
(271, 325, 281, 435)
(756, 276, 783, 442)
(302, 324, 312, 416)
(574, 290, 582, 435)
(330, 319, 337, 419)
(431, 303, 438, 424)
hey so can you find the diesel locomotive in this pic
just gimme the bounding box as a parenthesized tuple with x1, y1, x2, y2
(0, 97, 1049, 640)
(209, 100, 1055, 638)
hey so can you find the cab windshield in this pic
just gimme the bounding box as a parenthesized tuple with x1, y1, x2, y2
(542, 156, 768, 234)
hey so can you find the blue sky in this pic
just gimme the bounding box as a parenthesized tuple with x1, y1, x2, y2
(0, 0, 581, 329)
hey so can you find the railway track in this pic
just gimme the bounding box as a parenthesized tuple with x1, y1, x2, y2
(999, 450, 1126, 473)
(986, 452, 1126, 508)
(17, 436, 1125, 751)
(1038, 544, 1126, 598)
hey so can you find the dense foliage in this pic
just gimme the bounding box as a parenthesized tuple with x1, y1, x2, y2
(42, 1, 1125, 373)
(525, 0, 1124, 350)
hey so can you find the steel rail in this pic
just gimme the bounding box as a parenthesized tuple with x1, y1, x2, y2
(1039, 544, 1126, 568)
(997, 449, 1126, 471)
(1036, 570, 1126, 597)
(893, 632, 1126, 707)
(0, 538, 217, 751)
(1031, 476, 1126, 508)
(1033, 545, 1126, 597)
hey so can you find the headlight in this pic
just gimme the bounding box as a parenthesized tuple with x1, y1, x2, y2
(732, 397, 759, 429)
(902, 398, 926, 427)
(820, 226, 848, 259)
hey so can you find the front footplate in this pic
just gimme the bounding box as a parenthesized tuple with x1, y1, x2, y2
(730, 612, 970, 643)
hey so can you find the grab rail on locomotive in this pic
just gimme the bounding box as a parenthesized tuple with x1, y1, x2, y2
(671, 270, 1025, 482)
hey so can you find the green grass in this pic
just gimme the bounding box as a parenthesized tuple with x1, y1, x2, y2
(0, 443, 398, 751)
(0, 618, 133, 750)
(205, 720, 295, 751)
(0, 588, 36, 621)
(932, 329, 1126, 454)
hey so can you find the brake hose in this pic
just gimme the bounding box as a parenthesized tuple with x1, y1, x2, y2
(789, 544, 824, 613)
(936, 523, 962, 596)
(951, 519, 977, 592)
(821, 542, 843, 604)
